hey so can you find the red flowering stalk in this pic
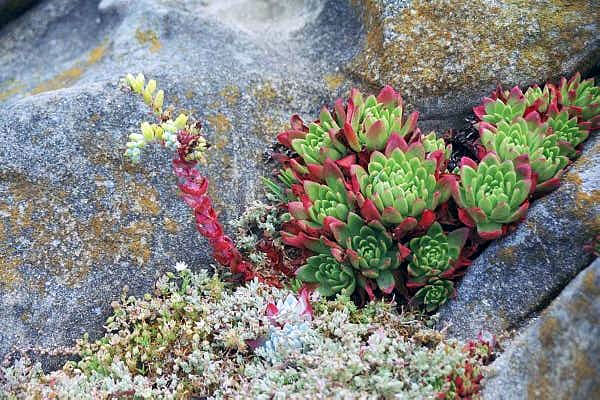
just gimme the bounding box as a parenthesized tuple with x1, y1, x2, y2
(172, 144, 255, 282)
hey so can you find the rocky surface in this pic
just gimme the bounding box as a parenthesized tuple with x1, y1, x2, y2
(0, 0, 598, 369)
(0, 0, 363, 365)
(0, 0, 38, 26)
(437, 134, 600, 339)
(351, 0, 600, 126)
(482, 258, 600, 400)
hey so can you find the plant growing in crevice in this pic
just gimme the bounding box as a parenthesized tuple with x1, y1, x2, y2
(451, 153, 533, 240)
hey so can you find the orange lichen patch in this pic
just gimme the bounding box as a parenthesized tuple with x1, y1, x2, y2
(573, 189, 600, 234)
(132, 181, 161, 215)
(565, 171, 583, 186)
(350, 0, 598, 99)
(163, 217, 180, 233)
(324, 73, 345, 90)
(538, 316, 560, 348)
(207, 113, 232, 133)
(184, 89, 195, 100)
(253, 81, 277, 103)
(135, 28, 162, 53)
(30, 41, 110, 95)
(497, 245, 517, 264)
(253, 115, 287, 142)
(123, 220, 154, 266)
(582, 267, 599, 296)
(220, 85, 240, 106)
(214, 137, 229, 150)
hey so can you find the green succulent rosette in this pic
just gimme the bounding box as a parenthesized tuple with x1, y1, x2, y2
(288, 160, 355, 230)
(407, 222, 469, 285)
(328, 212, 400, 293)
(473, 86, 526, 125)
(289, 108, 348, 165)
(556, 73, 600, 121)
(413, 279, 454, 312)
(479, 114, 569, 192)
(422, 132, 452, 160)
(342, 86, 419, 152)
(296, 254, 356, 297)
(351, 138, 453, 226)
(547, 109, 589, 157)
(451, 153, 533, 240)
(524, 85, 552, 113)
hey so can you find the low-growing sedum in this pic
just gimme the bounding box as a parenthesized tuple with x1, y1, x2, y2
(0, 267, 492, 400)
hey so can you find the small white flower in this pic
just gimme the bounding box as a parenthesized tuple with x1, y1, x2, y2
(174, 261, 189, 272)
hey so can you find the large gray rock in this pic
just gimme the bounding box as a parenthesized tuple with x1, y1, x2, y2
(0, 0, 39, 26)
(482, 258, 600, 400)
(350, 0, 600, 126)
(0, 0, 363, 364)
(437, 135, 600, 339)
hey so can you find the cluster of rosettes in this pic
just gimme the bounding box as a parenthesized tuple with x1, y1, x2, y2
(270, 76, 598, 310)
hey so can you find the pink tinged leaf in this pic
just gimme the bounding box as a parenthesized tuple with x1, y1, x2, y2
(473, 105, 486, 120)
(336, 154, 356, 170)
(524, 111, 542, 125)
(393, 217, 418, 239)
(376, 270, 395, 294)
(365, 119, 387, 150)
(197, 220, 223, 239)
(547, 101, 560, 117)
(346, 248, 361, 268)
(277, 130, 306, 148)
(384, 133, 409, 156)
(363, 278, 375, 300)
(589, 115, 600, 131)
(457, 208, 476, 228)
(465, 207, 488, 225)
(535, 176, 561, 194)
(476, 145, 489, 161)
(289, 158, 309, 176)
(307, 163, 324, 181)
(427, 150, 445, 176)
(330, 247, 345, 262)
(290, 114, 308, 132)
(376, 85, 398, 106)
(334, 98, 346, 126)
(418, 209, 436, 230)
(323, 158, 345, 182)
(507, 200, 530, 222)
(512, 154, 532, 179)
(404, 111, 419, 136)
(509, 86, 525, 101)
(398, 243, 411, 261)
(447, 227, 470, 252)
(360, 199, 383, 222)
(477, 223, 504, 240)
(477, 121, 497, 136)
(288, 201, 310, 220)
(460, 156, 479, 169)
(245, 337, 266, 350)
(343, 122, 362, 152)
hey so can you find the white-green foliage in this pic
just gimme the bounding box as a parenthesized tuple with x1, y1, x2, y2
(0, 267, 482, 399)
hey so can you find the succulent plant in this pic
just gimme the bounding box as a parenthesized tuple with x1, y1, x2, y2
(524, 84, 552, 114)
(422, 132, 452, 160)
(278, 109, 348, 165)
(555, 73, 600, 122)
(479, 113, 569, 191)
(296, 254, 356, 297)
(473, 87, 526, 125)
(451, 153, 533, 240)
(407, 222, 469, 285)
(326, 212, 401, 293)
(342, 86, 419, 152)
(547, 109, 590, 156)
(288, 160, 354, 230)
(351, 136, 453, 226)
(413, 279, 454, 312)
